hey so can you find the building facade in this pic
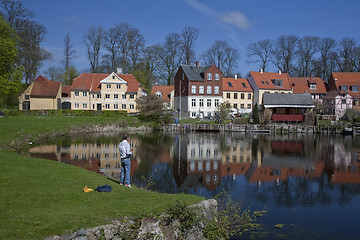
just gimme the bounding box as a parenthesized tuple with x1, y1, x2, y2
(289, 76, 327, 104)
(323, 90, 353, 119)
(174, 63, 223, 119)
(222, 76, 253, 114)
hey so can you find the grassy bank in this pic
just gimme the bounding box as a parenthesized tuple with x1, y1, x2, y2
(0, 115, 203, 239)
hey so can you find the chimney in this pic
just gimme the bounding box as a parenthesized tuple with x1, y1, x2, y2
(278, 70, 282, 74)
(260, 68, 263, 73)
(234, 74, 238, 80)
(117, 68, 123, 74)
(196, 61, 199, 67)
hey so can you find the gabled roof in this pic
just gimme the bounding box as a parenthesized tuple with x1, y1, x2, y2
(71, 72, 140, 93)
(289, 77, 327, 94)
(180, 64, 214, 81)
(263, 93, 314, 108)
(331, 72, 360, 98)
(222, 77, 253, 92)
(151, 85, 174, 101)
(323, 90, 351, 99)
(249, 71, 292, 90)
(30, 75, 61, 97)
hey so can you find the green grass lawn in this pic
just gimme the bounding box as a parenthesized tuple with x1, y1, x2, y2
(0, 115, 203, 239)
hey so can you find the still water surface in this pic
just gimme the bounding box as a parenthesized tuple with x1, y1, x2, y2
(29, 132, 360, 239)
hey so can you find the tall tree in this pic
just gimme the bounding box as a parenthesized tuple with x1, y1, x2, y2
(63, 33, 76, 84)
(0, 16, 22, 106)
(128, 27, 145, 72)
(247, 39, 272, 72)
(85, 25, 104, 73)
(295, 36, 319, 77)
(1, 0, 50, 84)
(271, 35, 299, 75)
(103, 26, 120, 72)
(142, 45, 162, 87)
(158, 33, 183, 85)
(337, 37, 357, 72)
(223, 47, 240, 77)
(44, 66, 63, 82)
(313, 37, 336, 79)
(181, 26, 199, 65)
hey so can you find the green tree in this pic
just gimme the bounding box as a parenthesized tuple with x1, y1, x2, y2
(136, 95, 170, 129)
(215, 102, 231, 124)
(0, 16, 22, 107)
(252, 103, 259, 124)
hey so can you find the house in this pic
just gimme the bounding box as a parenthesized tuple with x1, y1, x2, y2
(222, 76, 253, 115)
(246, 70, 293, 107)
(19, 75, 62, 110)
(70, 72, 145, 113)
(328, 72, 360, 111)
(262, 93, 315, 122)
(289, 76, 327, 104)
(151, 85, 174, 109)
(174, 62, 223, 119)
(323, 90, 353, 119)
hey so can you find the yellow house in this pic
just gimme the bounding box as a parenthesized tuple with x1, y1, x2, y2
(222, 76, 253, 114)
(71, 72, 145, 113)
(246, 70, 293, 107)
(19, 75, 62, 110)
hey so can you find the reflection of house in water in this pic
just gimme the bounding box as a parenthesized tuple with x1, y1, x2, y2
(173, 134, 222, 190)
(29, 139, 140, 180)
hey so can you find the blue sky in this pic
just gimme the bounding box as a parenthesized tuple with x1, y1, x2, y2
(21, 0, 360, 77)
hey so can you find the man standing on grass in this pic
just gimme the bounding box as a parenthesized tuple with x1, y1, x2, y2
(119, 133, 132, 188)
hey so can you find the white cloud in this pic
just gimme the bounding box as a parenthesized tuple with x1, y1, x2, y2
(220, 10, 251, 31)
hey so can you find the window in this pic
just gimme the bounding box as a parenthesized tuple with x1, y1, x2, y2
(272, 79, 283, 87)
(92, 104, 95, 109)
(241, 82, 247, 88)
(105, 104, 110, 109)
(129, 104, 135, 109)
(234, 104, 237, 108)
(227, 82, 233, 87)
(248, 93, 251, 99)
(247, 104, 251, 109)
(122, 94, 126, 99)
(114, 104, 118, 109)
(214, 86, 219, 94)
(310, 83, 316, 89)
(199, 99, 204, 107)
(207, 86, 212, 94)
(117, 84, 121, 89)
(226, 103, 231, 108)
(215, 99, 219, 107)
(92, 94, 95, 99)
(340, 86, 348, 91)
(122, 104, 126, 110)
(191, 99, 196, 107)
(240, 104, 244, 109)
(106, 84, 111, 89)
(234, 93, 238, 99)
(97, 94, 101, 98)
(112, 75, 115, 79)
(191, 85, 196, 94)
(226, 93, 231, 99)
(199, 85, 204, 94)
(74, 103, 79, 108)
(82, 103, 87, 108)
(114, 94, 118, 99)
(351, 86, 359, 92)
(74, 91, 79, 97)
(207, 99, 211, 107)
(130, 95, 135, 99)
(215, 73, 219, 80)
(191, 112, 196, 117)
(241, 93, 244, 99)
(105, 94, 110, 99)
(207, 73, 212, 80)
(342, 99, 347, 104)
(25, 95, 30, 100)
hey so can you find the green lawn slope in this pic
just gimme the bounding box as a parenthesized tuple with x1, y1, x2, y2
(0, 115, 203, 239)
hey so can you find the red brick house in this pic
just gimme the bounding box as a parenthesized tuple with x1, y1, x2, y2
(174, 62, 223, 119)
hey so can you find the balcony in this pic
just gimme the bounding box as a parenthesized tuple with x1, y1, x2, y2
(272, 114, 304, 122)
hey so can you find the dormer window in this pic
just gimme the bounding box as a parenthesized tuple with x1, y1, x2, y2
(271, 79, 282, 87)
(309, 83, 316, 89)
(207, 73, 212, 80)
(340, 85, 348, 91)
(227, 82, 233, 87)
(241, 83, 247, 88)
(351, 86, 358, 92)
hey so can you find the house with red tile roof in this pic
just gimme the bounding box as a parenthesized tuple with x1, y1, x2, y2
(246, 70, 293, 107)
(289, 76, 327, 103)
(19, 75, 62, 110)
(222, 76, 253, 114)
(328, 72, 360, 111)
(151, 85, 174, 109)
(70, 72, 145, 113)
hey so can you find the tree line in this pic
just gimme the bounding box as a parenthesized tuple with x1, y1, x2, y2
(247, 35, 360, 80)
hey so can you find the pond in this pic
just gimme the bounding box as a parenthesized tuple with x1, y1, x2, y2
(29, 132, 360, 240)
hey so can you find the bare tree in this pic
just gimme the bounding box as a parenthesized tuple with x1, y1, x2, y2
(313, 37, 336, 79)
(337, 37, 357, 72)
(181, 26, 199, 65)
(63, 33, 76, 84)
(224, 47, 240, 77)
(102, 27, 120, 72)
(158, 33, 183, 85)
(85, 25, 104, 73)
(0, 0, 33, 30)
(44, 66, 63, 82)
(295, 36, 319, 77)
(201, 40, 228, 71)
(271, 35, 299, 75)
(128, 27, 145, 72)
(142, 45, 162, 86)
(247, 39, 272, 71)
